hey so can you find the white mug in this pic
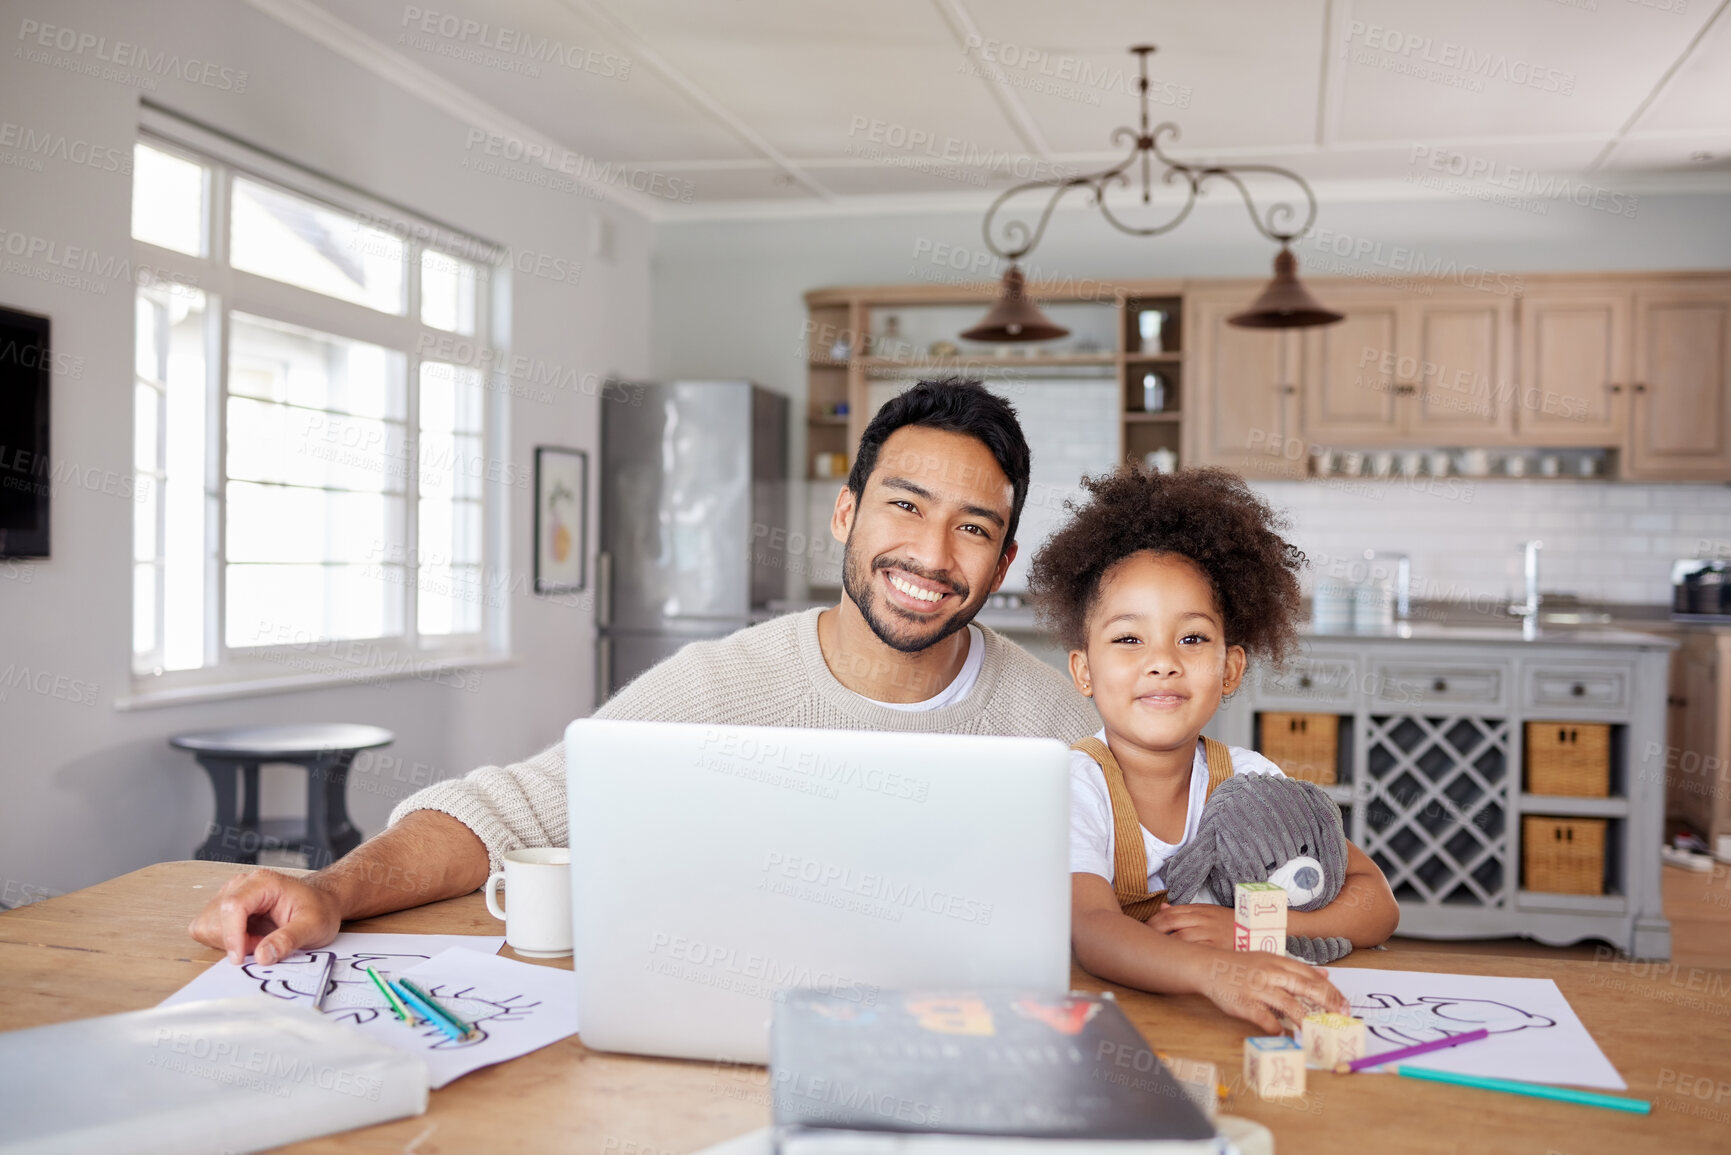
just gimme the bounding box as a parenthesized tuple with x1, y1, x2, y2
(484, 847, 573, 958)
(1426, 451, 1451, 477)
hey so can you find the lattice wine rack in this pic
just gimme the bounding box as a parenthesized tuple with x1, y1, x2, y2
(1361, 714, 1511, 908)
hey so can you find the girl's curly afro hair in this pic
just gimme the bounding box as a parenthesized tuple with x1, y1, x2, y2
(1028, 465, 1306, 666)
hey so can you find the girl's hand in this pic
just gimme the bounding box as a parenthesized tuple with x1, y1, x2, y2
(1148, 902, 1235, 948)
(1195, 949, 1348, 1035)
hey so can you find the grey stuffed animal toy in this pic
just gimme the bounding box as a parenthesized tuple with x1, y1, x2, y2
(1162, 774, 1355, 965)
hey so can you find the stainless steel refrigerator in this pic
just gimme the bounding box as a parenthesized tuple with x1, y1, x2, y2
(597, 380, 789, 700)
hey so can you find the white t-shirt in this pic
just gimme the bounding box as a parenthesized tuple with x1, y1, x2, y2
(866, 625, 984, 712)
(1070, 729, 1285, 891)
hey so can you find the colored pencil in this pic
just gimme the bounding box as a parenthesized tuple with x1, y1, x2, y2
(391, 980, 467, 1042)
(1335, 1028, 1490, 1073)
(1393, 1065, 1652, 1114)
(310, 953, 334, 1012)
(398, 977, 475, 1038)
(364, 964, 413, 1023)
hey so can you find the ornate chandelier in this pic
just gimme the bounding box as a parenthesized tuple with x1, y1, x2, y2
(962, 44, 1343, 342)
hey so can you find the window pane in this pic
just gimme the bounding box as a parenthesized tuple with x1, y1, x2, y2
(227, 564, 400, 648)
(131, 285, 208, 674)
(419, 362, 483, 433)
(132, 143, 206, 255)
(421, 250, 479, 335)
(231, 177, 405, 313)
(133, 563, 157, 665)
(229, 396, 407, 494)
(227, 481, 401, 565)
(419, 565, 483, 637)
(134, 382, 159, 472)
(230, 313, 404, 420)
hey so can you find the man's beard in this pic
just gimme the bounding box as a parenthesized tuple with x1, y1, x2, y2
(840, 529, 981, 655)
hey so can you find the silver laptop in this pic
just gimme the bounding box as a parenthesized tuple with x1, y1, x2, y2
(565, 719, 1072, 1062)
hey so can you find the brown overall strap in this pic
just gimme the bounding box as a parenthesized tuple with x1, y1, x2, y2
(1075, 736, 1236, 923)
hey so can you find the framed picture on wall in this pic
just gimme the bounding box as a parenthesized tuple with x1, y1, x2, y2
(533, 446, 587, 594)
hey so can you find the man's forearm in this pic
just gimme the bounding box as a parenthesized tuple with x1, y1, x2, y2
(306, 810, 491, 920)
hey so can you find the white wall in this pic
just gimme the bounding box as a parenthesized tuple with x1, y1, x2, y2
(651, 192, 1731, 606)
(0, 0, 651, 902)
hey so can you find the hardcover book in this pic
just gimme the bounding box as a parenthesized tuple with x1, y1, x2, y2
(770, 989, 1219, 1154)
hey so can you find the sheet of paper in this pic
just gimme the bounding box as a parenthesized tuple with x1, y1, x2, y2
(373, 948, 581, 1088)
(161, 931, 505, 1086)
(1321, 965, 1626, 1090)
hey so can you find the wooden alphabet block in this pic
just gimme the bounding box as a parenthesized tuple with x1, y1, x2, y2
(1243, 1035, 1306, 1098)
(1234, 881, 1288, 929)
(1233, 920, 1286, 955)
(1301, 1012, 1367, 1068)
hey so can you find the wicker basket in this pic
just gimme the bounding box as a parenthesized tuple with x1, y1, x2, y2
(1523, 815, 1606, 895)
(1525, 722, 1611, 797)
(1259, 713, 1339, 785)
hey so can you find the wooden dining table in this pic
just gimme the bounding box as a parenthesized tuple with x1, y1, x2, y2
(3, 860, 1729, 1154)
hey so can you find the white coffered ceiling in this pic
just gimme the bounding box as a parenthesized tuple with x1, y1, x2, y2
(261, 0, 1731, 219)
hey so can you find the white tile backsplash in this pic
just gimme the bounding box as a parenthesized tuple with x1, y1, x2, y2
(1253, 479, 1731, 607)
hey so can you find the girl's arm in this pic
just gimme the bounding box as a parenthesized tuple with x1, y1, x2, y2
(1285, 841, 1400, 947)
(1071, 873, 1347, 1033)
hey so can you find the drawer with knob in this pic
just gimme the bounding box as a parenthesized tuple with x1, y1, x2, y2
(1370, 663, 1505, 708)
(1523, 665, 1630, 715)
(1255, 658, 1358, 707)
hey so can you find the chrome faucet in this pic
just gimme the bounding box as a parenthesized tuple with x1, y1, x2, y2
(1508, 540, 1543, 621)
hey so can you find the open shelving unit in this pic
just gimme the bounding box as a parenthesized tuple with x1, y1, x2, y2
(803, 280, 1187, 483)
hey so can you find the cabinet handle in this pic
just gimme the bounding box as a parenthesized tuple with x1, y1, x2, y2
(1432, 678, 1448, 693)
(1607, 384, 1623, 394)
(1394, 383, 1419, 396)
(1299, 675, 1313, 689)
(1571, 682, 1586, 697)
(1633, 383, 1648, 393)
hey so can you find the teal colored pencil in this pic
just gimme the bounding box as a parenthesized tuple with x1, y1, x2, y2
(397, 977, 475, 1038)
(1394, 1065, 1652, 1114)
(391, 980, 466, 1042)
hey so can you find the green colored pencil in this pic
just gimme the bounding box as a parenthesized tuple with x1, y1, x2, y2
(1394, 1065, 1652, 1114)
(364, 964, 414, 1023)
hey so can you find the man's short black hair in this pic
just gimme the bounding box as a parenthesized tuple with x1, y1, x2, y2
(846, 378, 1032, 548)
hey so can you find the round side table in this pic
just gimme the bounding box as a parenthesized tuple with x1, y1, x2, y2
(170, 723, 394, 869)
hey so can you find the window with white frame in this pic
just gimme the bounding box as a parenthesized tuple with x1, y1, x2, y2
(130, 115, 505, 693)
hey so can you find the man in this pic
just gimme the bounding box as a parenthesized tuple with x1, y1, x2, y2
(189, 379, 1099, 964)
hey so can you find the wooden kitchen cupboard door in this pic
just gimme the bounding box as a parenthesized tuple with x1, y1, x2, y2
(1514, 289, 1629, 446)
(1627, 278, 1731, 480)
(1405, 293, 1518, 443)
(1183, 291, 1301, 477)
(1299, 291, 1404, 444)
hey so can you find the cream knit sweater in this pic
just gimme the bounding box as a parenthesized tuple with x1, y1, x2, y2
(389, 607, 1099, 871)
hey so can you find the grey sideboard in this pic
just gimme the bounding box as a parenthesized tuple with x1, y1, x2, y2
(1204, 623, 1677, 960)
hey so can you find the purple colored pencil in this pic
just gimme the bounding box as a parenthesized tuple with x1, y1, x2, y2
(1335, 1027, 1491, 1074)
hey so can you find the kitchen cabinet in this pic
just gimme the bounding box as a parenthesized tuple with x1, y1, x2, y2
(1664, 629, 1731, 853)
(1515, 289, 1630, 446)
(1183, 289, 1300, 477)
(1207, 626, 1676, 959)
(1626, 278, 1731, 480)
(1301, 290, 1517, 447)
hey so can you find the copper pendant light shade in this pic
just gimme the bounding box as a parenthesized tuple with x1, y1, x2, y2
(960, 264, 1070, 343)
(1228, 246, 1344, 329)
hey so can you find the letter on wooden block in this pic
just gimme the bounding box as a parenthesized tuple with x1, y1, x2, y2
(1234, 881, 1289, 929)
(1243, 1035, 1306, 1098)
(1301, 1013, 1367, 1068)
(1233, 921, 1285, 954)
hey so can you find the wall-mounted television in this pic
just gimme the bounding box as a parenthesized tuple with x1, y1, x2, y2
(0, 306, 51, 558)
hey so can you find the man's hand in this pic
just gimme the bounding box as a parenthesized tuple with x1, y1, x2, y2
(1147, 902, 1234, 948)
(188, 870, 342, 965)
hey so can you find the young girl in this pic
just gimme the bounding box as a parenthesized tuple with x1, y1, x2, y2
(1029, 465, 1399, 1033)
